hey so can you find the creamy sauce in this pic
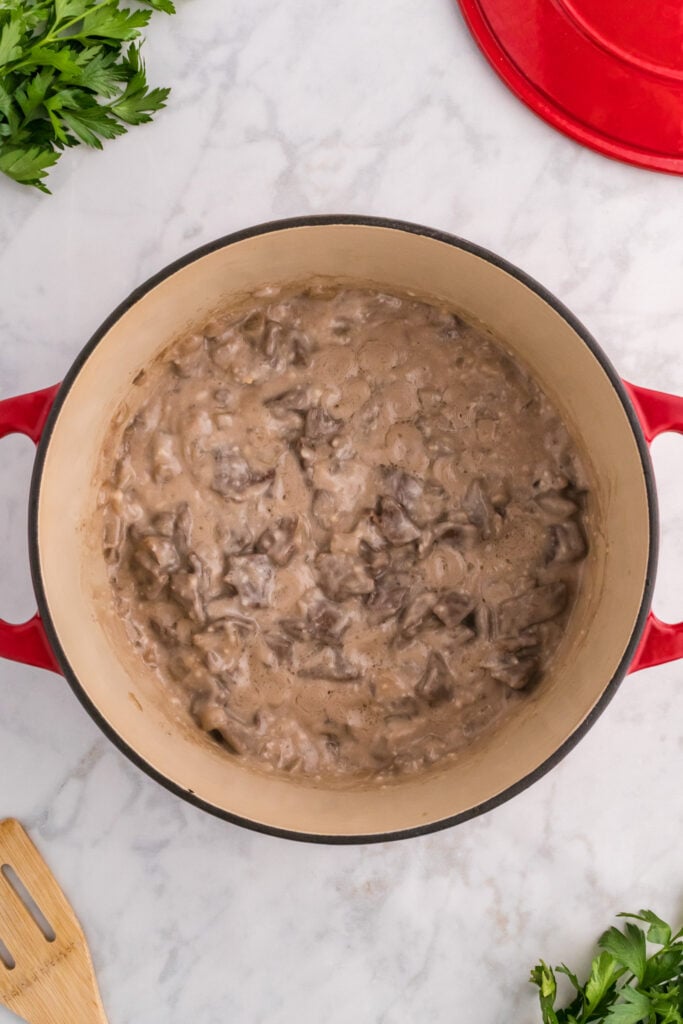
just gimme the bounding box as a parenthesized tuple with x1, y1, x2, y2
(99, 284, 589, 780)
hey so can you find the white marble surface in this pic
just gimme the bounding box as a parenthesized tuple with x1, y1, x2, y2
(1, 1, 683, 1021)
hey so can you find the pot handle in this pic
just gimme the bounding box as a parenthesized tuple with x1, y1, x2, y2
(623, 381, 683, 672)
(0, 384, 62, 674)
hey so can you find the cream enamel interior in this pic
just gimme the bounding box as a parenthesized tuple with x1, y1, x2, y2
(36, 224, 650, 838)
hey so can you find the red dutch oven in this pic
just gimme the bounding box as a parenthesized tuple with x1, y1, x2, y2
(1, 217, 681, 844)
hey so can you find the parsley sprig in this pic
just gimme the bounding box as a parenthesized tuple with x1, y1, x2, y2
(0, 0, 175, 192)
(531, 910, 683, 1023)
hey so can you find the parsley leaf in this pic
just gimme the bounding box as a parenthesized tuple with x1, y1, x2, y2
(530, 962, 560, 1024)
(531, 909, 683, 1024)
(0, 0, 175, 191)
(0, 18, 23, 67)
(110, 43, 168, 123)
(604, 988, 652, 1024)
(599, 924, 648, 984)
(620, 910, 673, 947)
(0, 144, 59, 191)
(584, 951, 622, 1014)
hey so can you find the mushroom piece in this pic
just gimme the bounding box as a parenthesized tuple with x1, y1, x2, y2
(147, 601, 194, 647)
(473, 603, 496, 641)
(374, 497, 421, 546)
(205, 598, 255, 626)
(265, 386, 312, 413)
(426, 518, 479, 553)
(262, 322, 314, 370)
(366, 573, 411, 624)
(535, 490, 579, 520)
(383, 468, 447, 526)
(432, 591, 474, 629)
(297, 646, 360, 682)
(400, 592, 437, 636)
(174, 503, 194, 555)
(169, 334, 205, 378)
(462, 479, 499, 540)
(152, 511, 177, 538)
(102, 513, 124, 563)
(170, 570, 205, 624)
(256, 517, 298, 567)
(548, 521, 587, 564)
(305, 405, 343, 442)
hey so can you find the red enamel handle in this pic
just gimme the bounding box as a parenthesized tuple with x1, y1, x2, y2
(623, 381, 683, 673)
(0, 384, 62, 674)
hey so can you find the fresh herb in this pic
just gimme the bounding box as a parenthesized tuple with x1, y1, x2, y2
(531, 910, 683, 1023)
(0, 0, 175, 192)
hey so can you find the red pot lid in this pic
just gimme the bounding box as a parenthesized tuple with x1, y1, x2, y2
(457, 0, 683, 174)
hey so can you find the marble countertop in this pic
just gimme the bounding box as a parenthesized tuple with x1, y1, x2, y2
(1, 1, 682, 1021)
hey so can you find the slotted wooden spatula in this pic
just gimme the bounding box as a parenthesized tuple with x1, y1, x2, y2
(0, 819, 108, 1024)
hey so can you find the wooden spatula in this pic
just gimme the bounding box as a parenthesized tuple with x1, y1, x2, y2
(0, 819, 108, 1024)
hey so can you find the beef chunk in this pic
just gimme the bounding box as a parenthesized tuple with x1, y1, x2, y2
(226, 555, 274, 608)
(279, 618, 309, 641)
(484, 651, 538, 690)
(359, 539, 390, 576)
(133, 535, 181, 579)
(263, 631, 293, 664)
(311, 489, 337, 530)
(204, 599, 255, 627)
(416, 653, 455, 706)
(383, 696, 420, 721)
(305, 597, 350, 642)
(498, 582, 567, 636)
(316, 553, 375, 601)
(211, 446, 253, 498)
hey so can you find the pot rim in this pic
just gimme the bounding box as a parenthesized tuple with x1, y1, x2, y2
(27, 215, 659, 844)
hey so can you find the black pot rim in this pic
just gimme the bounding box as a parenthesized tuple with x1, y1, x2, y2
(27, 214, 659, 845)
